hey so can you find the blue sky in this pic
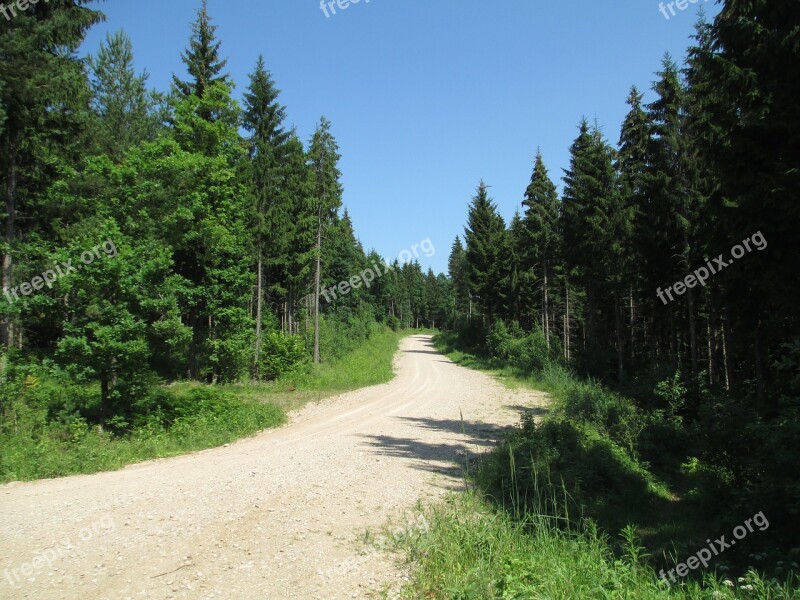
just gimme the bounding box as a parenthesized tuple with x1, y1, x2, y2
(80, 0, 720, 274)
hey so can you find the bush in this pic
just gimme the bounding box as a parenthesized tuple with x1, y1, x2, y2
(487, 320, 559, 374)
(386, 315, 401, 332)
(476, 417, 664, 532)
(561, 380, 647, 456)
(259, 331, 307, 381)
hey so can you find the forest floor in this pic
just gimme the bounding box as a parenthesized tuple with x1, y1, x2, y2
(0, 334, 548, 599)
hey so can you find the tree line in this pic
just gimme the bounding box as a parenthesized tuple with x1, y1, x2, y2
(0, 0, 450, 426)
(450, 6, 798, 403)
(446, 1, 799, 540)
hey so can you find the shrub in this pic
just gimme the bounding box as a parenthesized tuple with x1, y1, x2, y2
(386, 315, 401, 332)
(561, 380, 646, 456)
(259, 331, 308, 381)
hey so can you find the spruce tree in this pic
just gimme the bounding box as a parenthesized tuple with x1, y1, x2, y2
(308, 117, 343, 363)
(617, 86, 650, 363)
(172, 0, 229, 102)
(507, 212, 528, 327)
(281, 133, 315, 336)
(646, 55, 698, 374)
(243, 55, 290, 378)
(464, 181, 507, 325)
(562, 121, 628, 379)
(89, 30, 161, 160)
(447, 236, 470, 318)
(690, 1, 800, 401)
(0, 0, 103, 348)
(522, 150, 560, 346)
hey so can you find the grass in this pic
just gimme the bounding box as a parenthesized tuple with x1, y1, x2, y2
(433, 330, 571, 393)
(221, 327, 408, 412)
(389, 492, 797, 599)
(386, 331, 800, 599)
(0, 327, 410, 483)
(0, 387, 286, 482)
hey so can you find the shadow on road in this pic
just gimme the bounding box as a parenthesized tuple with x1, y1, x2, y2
(358, 415, 521, 489)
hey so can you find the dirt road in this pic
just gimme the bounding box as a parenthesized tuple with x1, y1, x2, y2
(0, 335, 547, 599)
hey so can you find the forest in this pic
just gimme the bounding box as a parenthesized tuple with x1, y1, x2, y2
(0, 0, 452, 479)
(433, 1, 800, 593)
(0, 0, 798, 596)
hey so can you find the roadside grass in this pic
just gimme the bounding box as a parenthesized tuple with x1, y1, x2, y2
(390, 492, 796, 600)
(221, 327, 408, 412)
(0, 386, 286, 482)
(394, 331, 800, 599)
(434, 329, 567, 393)
(0, 327, 409, 483)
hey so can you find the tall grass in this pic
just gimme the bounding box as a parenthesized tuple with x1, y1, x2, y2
(391, 493, 796, 599)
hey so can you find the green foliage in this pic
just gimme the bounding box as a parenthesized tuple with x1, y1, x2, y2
(436, 331, 800, 596)
(258, 331, 308, 381)
(386, 315, 401, 332)
(390, 493, 797, 599)
(0, 369, 285, 483)
(172, 0, 229, 100)
(464, 182, 509, 324)
(316, 306, 379, 363)
(488, 321, 559, 375)
(88, 30, 163, 159)
(284, 326, 403, 392)
(560, 381, 647, 457)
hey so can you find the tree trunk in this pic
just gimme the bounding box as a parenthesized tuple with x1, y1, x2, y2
(615, 295, 625, 384)
(722, 307, 732, 391)
(543, 261, 550, 349)
(100, 372, 109, 430)
(754, 318, 766, 403)
(2, 132, 18, 349)
(564, 282, 570, 361)
(313, 221, 322, 364)
(253, 249, 263, 380)
(629, 286, 635, 358)
(707, 318, 714, 387)
(187, 310, 197, 380)
(687, 286, 699, 379)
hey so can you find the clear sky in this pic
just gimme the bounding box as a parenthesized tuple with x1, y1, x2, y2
(80, 0, 721, 274)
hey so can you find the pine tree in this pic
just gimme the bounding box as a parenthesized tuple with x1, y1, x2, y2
(89, 30, 161, 160)
(561, 119, 593, 269)
(562, 121, 628, 379)
(689, 1, 800, 401)
(617, 86, 650, 365)
(242, 55, 290, 378)
(646, 55, 698, 374)
(464, 181, 507, 325)
(308, 117, 343, 363)
(507, 212, 529, 327)
(522, 150, 560, 347)
(0, 0, 103, 348)
(172, 0, 229, 102)
(447, 236, 470, 318)
(281, 133, 315, 336)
